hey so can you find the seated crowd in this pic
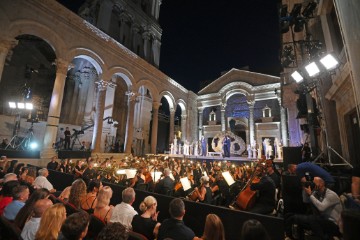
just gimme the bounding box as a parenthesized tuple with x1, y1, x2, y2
(0, 155, 359, 239)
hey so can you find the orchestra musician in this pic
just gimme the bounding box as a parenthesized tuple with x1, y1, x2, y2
(194, 176, 213, 204)
(129, 167, 146, 188)
(154, 168, 174, 196)
(249, 165, 276, 214)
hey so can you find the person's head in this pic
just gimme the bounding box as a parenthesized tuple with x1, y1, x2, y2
(287, 164, 296, 174)
(96, 186, 113, 208)
(35, 203, 67, 240)
(88, 160, 94, 169)
(313, 177, 326, 192)
(139, 196, 157, 214)
(12, 185, 30, 202)
(66, 127, 69, 130)
(33, 198, 53, 218)
(240, 219, 270, 240)
(69, 179, 87, 208)
(1, 180, 20, 196)
(202, 214, 225, 240)
(38, 168, 49, 177)
(164, 168, 171, 176)
(122, 187, 135, 205)
(97, 222, 128, 240)
(87, 179, 102, 193)
(51, 156, 57, 162)
(169, 198, 185, 219)
(266, 165, 274, 175)
(200, 176, 210, 185)
(14, 163, 25, 176)
(3, 173, 17, 182)
(60, 211, 90, 240)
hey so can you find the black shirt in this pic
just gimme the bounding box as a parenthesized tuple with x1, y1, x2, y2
(157, 218, 195, 240)
(132, 215, 157, 240)
(155, 176, 174, 195)
(47, 161, 58, 171)
(250, 176, 276, 207)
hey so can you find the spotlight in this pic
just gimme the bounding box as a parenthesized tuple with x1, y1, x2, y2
(9, 102, 16, 109)
(302, 2, 317, 18)
(25, 103, 33, 110)
(291, 71, 304, 83)
(29, 142, 38, 150)
(17, 103, 25, 109)
(320, 54, 339, 70)
(305, 62, 320, 77)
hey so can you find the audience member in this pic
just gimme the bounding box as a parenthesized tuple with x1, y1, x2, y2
(14, 163, 25, 177)
(58, 211, 90, 240)
(6, 159, 18, 173)
(157, 198, 195, 240)
(110, 187, 137, 229)
(240, 219, 270, 240)
(59, 186, 71, 202)
(97, 222, 128, 240)
(132, 195, 161, 240)
(34, 168, 56, 193)
(285, 177, 342, 240)
(2, 172, 18, 183)
(35, 203, 67, 240)
(15, 188, 50, 229)
(155, 168, 174, 195)
(0, 180, 20, 215)
(68, 179, 87, 209)
(3, 185, 30, 220)
(47, 156, 59, 171)
(81, 179, 101, 213)
(20, 198, 53, 240)
(194, 214, 225, 240)
(93, 186, 114, 223)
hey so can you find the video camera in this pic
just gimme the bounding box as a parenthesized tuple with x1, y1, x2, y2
(73, 129, 84, 135)
(302, 172, 315, 189)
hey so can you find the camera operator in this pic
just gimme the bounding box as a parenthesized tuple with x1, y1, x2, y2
(285, 176, 342, 240)
(64, 127, 71, 150)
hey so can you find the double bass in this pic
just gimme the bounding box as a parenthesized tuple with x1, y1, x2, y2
(234, 160, 264, 211)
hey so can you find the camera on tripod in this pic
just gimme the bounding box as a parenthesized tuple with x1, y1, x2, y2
(73, 129, 84, 135)
(302, 172, 315, 189)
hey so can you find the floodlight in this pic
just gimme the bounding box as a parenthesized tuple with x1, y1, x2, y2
(291, 71, 304, 83)
(29, 142, 38, 150)
(305, 62, 320, 77)
(320, 54, 339, 70)
(17, 103, 25, 109)
(9, 102, 16, 109)
(25, 103, 33, 110)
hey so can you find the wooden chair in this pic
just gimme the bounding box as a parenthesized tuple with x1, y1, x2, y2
(86, 215, 106, 239)
(128, 231, 149, 240)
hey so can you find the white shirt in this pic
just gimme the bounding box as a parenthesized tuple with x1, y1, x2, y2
(21, 217, 41, 240)
(33, 176, 54, 191)
(110, 202, 137, 229)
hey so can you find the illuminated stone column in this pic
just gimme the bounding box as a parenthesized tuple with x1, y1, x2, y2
(0, 38, 18, 83)
(278, 97, 288, 146)
(124, 91, 137, 154)
(221, 103, 226, 132)
(181, 114, 187, 141)
(142, 32, 151, 62)
(91, 80, 108, 152)
(41, 59, 71, 158)
(198, 108, 204, 140)
(151, 101, 161, 153)
(169, 109, 175, 143)
(247, 99, 255, 144)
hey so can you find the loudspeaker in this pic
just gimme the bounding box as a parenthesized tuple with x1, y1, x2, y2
(283, 147, 302, 167)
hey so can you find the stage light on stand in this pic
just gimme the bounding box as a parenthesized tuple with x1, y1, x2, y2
(18, 103, 25, 109)
(29, 142, 38, 150)
(9, 102, 16, 108)
(305, 62, 320, 77)
(291, 71, 304, 83)
(25, 103, 33, 110)
(320, 54, 339, 70)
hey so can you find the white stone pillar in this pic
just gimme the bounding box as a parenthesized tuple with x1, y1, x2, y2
(142, 32, 151, 62)
(155, 0, 162, 20)
(181, 114, 187, 142)
(124, 92, 137, 153)
(221, 103, 226, 132)
(169, 109, 175, 143)
(151, 38, 161, 68)
(0, 38, 18, 83)
(151, 101, 160, 153)
(83, 71, 97, 125)
(41, 59, 71, 158)
(278, 97, 288, 146)
(91, 80, 108, 152)
(198, 108, 203, 140)
(247, 100, 255, 144)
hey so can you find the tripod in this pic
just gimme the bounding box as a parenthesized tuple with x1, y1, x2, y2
(70, 132, 83, 150)
(6, 123, 35, 150)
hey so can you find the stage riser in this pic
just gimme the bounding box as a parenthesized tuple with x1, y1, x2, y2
(0, 149, 40, 158)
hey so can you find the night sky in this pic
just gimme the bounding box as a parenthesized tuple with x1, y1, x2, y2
(58, 0, 282, 93)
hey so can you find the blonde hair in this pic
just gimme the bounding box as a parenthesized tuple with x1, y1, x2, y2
(69, 179, 87, 208)
(202, 214, 225, 240)
(35, 203, 66, 240)
(96, 186, 113, 208)
(139, 196, 157, 213)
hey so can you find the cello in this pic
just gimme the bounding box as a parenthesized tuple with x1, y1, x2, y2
(234, 160, 264, 211)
